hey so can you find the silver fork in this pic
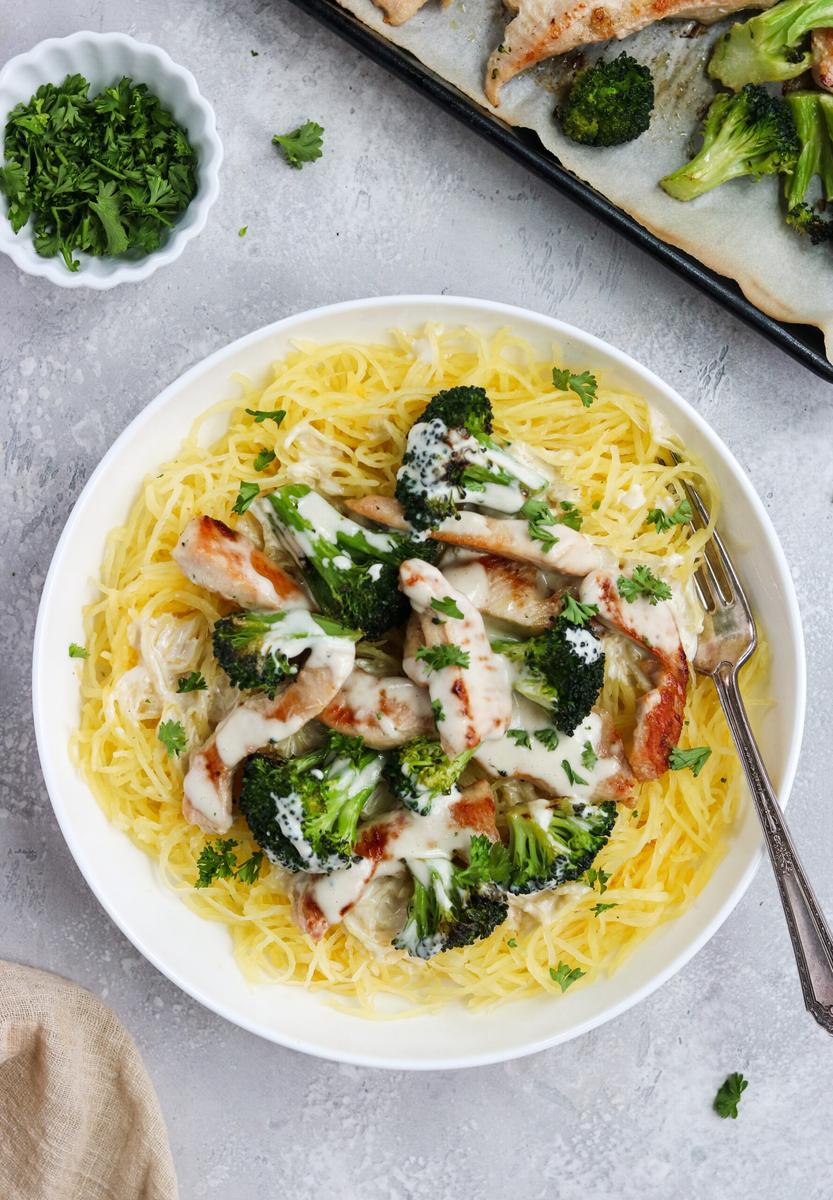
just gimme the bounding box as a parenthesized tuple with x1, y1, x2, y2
(682, 477, 833, 1034)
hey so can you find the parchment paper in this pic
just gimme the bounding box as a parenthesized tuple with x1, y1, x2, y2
(339, 0, 833, 363)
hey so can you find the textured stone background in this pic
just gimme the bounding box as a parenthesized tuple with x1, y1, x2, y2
(2, 2, 833, 1196)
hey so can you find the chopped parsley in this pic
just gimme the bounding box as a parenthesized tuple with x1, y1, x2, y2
(552, 367, 597, 408)
(272, 120, 324, 169)
(550, 962, 586, 992)
(507, 728, 532, 749)
(68, 642, 88, 659)
(714, 1073, 748, 1119)
(561, 595, 598, 626)
(238, 225, 248, 237)
(581, 741, 598, 771)
(562, 759, 587, 788)
(415, 644, 470, 671)
(176, 671, 206, 693)
(592, 901, 618, 916)
(669, 745, 712, 777)
(235, 851, 264, 884)
(534, 727, 560, 751)
(617, 566, 672, 605)
(195, 840, 264, 888)
(557, 500, 583, 531)
(519, 496, 559, 552)
(584, 866, 611, 893)
(431, 699, 445, 725)
(253, 447, 276, 472)
(431, 596, 464, 620)
(232, 481, 260, 515)
(507, 937, 518, 948)
(157, 719, 186, 758)
(245, 407, 285, 427)
(646, 499, 693, 532)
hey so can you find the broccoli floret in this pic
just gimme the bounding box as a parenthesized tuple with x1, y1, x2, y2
(498, 799, 617, 895)
(660, 86, 799, 202)
(709, 0, 833, 89)
(213, 609, 359, 696)
(780, 93, 833, 243)
(395, 386, 551, 531)
(384, 737, 475, 815)
(560, 54, 654, 147)
(393, 849, 508, 958)
(786, 201, 833, 242)
(259, 484, 438, 638)
(492, 616, 605, 735)
(238, 731, 383, 873)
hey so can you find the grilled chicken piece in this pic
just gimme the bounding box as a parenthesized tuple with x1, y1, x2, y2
(372, 0, 449, 22)
(444, 554, 564, 631)
(812, 29, 833, 91)
(319, 669, 436, 748)
(485, 0, 777, 104)
(580, 569, 689, 781)
(346, 495, 601, 576)
(174, 516, 308, 611)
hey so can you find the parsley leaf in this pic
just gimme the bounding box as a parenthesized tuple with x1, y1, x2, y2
(592, 901, 618, 916)
(583, 866, 611, 893)
(507, 728, 532, 749)
(557, 500, 583, 531)
(272, 120, 324, 169)
(714, 1073, 748, 1119)
(646, 499, 693, 533)
(253, 448, 276, 471)
(176, 671, 206, 693)
(581, 741, 598, 771)
(238, 225, 248, 237)
(552, 367, 597, 408)
(431, 699, 445, 724)
(519, 496, 559, 552)
(534, 727, 560, 751)
(507, 938, 518, 948)
(617, 566, 672, 605)
(669, 745, 712, 777)
(562, 759, 587, 787)
(235, 851, 264, 885)
(415, 644, 470, 671)
(245, 407, 285, 427)
(561, 595, 598, 626)
(195, 838, 238, 888)
(232, 481, 260, 515)
(68, 642, 88, 659)
(158, 719, 186, 758)
(431, 596, 464, 620)
(550, 962, 586, 992)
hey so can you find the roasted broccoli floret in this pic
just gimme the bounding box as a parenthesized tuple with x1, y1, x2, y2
(259, 484, 438, 638)
(213, 609, 359, 696)
(560, 54, 654, 147)
(393, 845, 509, 958)
(781, 92, 833, 243)
(497, 799, 617, 895)
(238, 731, 383, 873)
(395, 386, 550, 531)
(492, 616, 605, 735)
(384, 737, 475, 815)
(709, 0, 833, 89)
(660, 85, 799, 202)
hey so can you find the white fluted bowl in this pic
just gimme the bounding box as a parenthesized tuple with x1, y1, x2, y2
(0, 31, 222, 288)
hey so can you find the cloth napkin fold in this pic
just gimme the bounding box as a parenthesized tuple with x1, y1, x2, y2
(0, 960, 178, 1200)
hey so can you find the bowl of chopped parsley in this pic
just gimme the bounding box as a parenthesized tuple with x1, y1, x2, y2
(0, 30, 222, 287)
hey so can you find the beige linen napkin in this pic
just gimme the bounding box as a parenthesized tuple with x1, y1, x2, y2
(0, 960, 178, 1200)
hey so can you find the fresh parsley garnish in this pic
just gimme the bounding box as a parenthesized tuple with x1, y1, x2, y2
(592, 901, 618, 916)
(646, 499, 693, 532)
(232, 481, 260, 515)
(195, 840, 264, 888)
(550, 962, 586, 992)
(272, 120, 324, 169)
(0, 74, 197, 272)
(557, 500, 583, 531)
(583, 866, 611, 893)
(617, 566, 672, 605)
(235, 851, 264, 885)
(581, 741, 598, 771)
(158, 719, 186, 758)
(431, 699, 445, 724)
(431, 596, 464, 620)
(176, 671, 206, 693)
(534, 727, 560, 751)
(68, 642, 88, 659)
(238, 225, 248, 237)
(253, 448, 276, 471)
(552, 367, 597, 408)
(507, 938, 518, 948)
(519, 496, 559, 552)
(561, 595, 598, 626)
(562, 759, 587, 787)
(669, 745, 712, 777)
(245, 407, 285, 427)
(507, 728, 532, 749)
(415, 644, 470, 671)
(714, 1073, 748, 1119)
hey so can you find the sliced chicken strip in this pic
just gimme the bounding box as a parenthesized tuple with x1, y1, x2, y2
(347, 495, 601, 576)
(812, 29, 833, 91)
(444, 554, 564, 631)
(319, 669, 436, 748)
(580, 569, 689, 781)
(181, 640, 356, 834)
(403, 612, 432, 687)
(294, 780, 499, 939)
(399, 559, 513, 756)
(372, 0, 449, 22)
(485, 0, 777, 105)
(173, 516, 309, 611)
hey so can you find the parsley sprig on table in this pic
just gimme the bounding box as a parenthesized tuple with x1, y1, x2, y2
(272, 120, 324, 169)
(0, 74, 198, 272)
(714, 1072, 748, 1119)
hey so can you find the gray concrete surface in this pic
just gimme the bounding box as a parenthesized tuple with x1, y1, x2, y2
(2, 2, 833, 1196)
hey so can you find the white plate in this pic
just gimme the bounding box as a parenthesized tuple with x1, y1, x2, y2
(32, 296, 805, 1069)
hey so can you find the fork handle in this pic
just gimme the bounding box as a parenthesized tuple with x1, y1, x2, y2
(715, 663, 833, 1034)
